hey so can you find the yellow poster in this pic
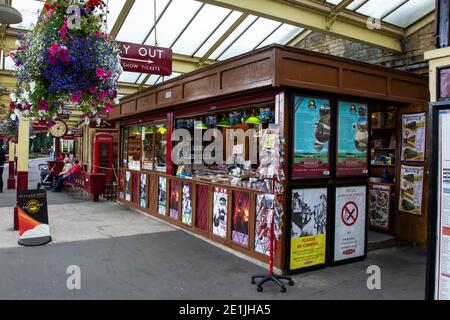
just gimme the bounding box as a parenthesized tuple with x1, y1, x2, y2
(290, 188, 328, 271)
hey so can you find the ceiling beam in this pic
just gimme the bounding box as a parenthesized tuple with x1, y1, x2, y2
(287, 29, 312, 46)
(404, 11, 435, 38)
(195, 0, 404, 52)
(109, 0, 135, 40)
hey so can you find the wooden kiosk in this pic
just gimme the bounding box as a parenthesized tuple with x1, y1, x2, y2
(110, 45, 429, 273)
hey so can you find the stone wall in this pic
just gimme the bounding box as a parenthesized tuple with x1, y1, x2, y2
(296, 22, 436, 76)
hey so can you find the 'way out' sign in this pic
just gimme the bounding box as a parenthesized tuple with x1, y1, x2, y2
(118, 41, 172, 76)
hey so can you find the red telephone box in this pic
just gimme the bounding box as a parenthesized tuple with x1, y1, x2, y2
(93, 133, 114, 181)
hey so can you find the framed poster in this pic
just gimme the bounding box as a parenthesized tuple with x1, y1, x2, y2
(125, 171, 131, 202)
(139, 173, 147, 208)
(255, 194, 275, 256)
(158, 177, 167, 215)
(368, 184, 391, 230)
(290, 188, 327, 271)
(169, 181, 180, 220)
(118, 170, 125, 200)
(438, 66, 450, 101)
(399, 165, 424, 215)
(401, 112, 426, 162)
(182, 183, 193, 226)
(334, 186, 367, 262)
(336, 101, 369, 176)
(212, 188, 228, 239)
(292, 96, 331, 178)
(231, 191, 250, 247)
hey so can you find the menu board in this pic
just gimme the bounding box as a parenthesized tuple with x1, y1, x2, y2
(401, 113, 426, 162)
(213, 188, 228, 239)
(290, 188, 327, 270)
(399, 165, 424, 215)
(334, 186, 366, 262)
(336, 101, 369, 176)
(436, 110, 450, 300)
(182, 183, 193, 226)
(232, 191, 250, 247)
(293, 96, 331, 177)
(368, 184, 391, 230)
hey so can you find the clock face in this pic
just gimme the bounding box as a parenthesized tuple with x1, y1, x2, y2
(50, 120, 68, 138)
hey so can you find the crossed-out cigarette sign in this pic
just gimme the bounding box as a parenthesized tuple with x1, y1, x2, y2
(341, 201, 358, 227)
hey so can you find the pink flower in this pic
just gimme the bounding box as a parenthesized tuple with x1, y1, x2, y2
(88, 87, 97, 94)
(9, 101, 15, 110)
(37, 100, 49, 111)
(60, 26, 68, 41)
(49, 43, 59, 56)
(103, 34, 109, 41)
(71, 91, 83, 103)
(9, 50, 16, 59)
(96, 68, 105, 77)
(25, 103, 31, 110)
(104, 103, 114, 113)
(44, 8, 55, 20)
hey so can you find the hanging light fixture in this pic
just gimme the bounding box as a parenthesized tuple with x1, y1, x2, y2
(145, 127, 154, 134)
(194, 119, 208, 129)
(217, 114, 231, 128)
(246, 110, 261, 125)
(157, 126, 167, 134)
(0, 0, 22, 25)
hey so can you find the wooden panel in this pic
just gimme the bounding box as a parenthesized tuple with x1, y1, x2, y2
(137, 93, 156, 112)
(342, 69, 388, 95)
(156, 85, 182, 105)
(281, 58, 339, 87)
(149, 174, 159, 216)
(390, 79, 429, 101)
(132, 172, 140, 205)
(196, 184, 209, 232)
(183, 74, 220, 99)
(221, 58, 272, 91)
(121, 100, 136, 115)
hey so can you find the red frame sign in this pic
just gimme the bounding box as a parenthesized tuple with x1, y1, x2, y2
(118, 41, 172, 76)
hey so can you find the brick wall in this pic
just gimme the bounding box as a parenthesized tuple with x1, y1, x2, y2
(296, 23, 436, 76)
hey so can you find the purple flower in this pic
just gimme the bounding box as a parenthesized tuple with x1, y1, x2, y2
(104, 103, 114, 113)
(9, 101, 15, 111)
(88, 87, 97, 94)
(96, 68, 105, 77)
(37, 100, 49, 111)
(71, 91, 83, 103)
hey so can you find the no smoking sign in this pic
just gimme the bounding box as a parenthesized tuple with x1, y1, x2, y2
(341, 201, 358, 227)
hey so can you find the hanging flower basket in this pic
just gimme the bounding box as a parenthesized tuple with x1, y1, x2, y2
(0, 115, 19, 143)
(8, 0, 122, 126)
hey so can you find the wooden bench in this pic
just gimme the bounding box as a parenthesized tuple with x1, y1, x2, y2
(63, 172, 87, 199)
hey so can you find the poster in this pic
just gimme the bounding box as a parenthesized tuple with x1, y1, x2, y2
(334, 186, 366, 262)
(399, 165, 424, 215)
(140, 174, 147, 208)
(290, 188, 327, 270)
(158, 177, 167, 215)
(125, 171, 131, 202)
(436, 110, 450, 300)
(293, 96, 331, 177)
(255, 194, 274, 256)
(368, 184, 391, 230)
(18, 189, 52, 246)
(232, 191, 250, 247)
(213, 188, 228, 238)
(336, 101, 369, 176)
(169, 181, 180, 220)
(182, 183, 193, 226)
(118, 171, 125, 200)
(401, 113, 426, 162)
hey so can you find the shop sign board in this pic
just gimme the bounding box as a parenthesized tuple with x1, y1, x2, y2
(334, 186, 366, 262)
(118, 41, 172, 76)
(17, 189, 52, 246)
(292, 96, 331, 178)
(290, 188, 328, 271)
(336, 101, 369, 176)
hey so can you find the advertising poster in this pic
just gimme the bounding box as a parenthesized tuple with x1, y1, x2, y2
(232, 191, 250, 247)
(18, 189, 52, 246)
(436, 110, 450, 300)
(169, 181, 180, 220)
(334, 186, 366, 262)
(368, 184, 391, 230)
(293, 96, 331, 177)
(182, 183, 193, 226)
(118, 171, 125, 200)
(125, 171, 131, 202)
(213, 188, 228, 239)
(336, 101, 369, 176)
(401, 112, 426, 162)
(255, 194, 275, 256)
(290, 188, 327, 270)
(158, 177, 167, 215)
(399, 165, 424, 215)
(140, 174, 147, 208)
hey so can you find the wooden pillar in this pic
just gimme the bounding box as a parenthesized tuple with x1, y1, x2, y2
(54, 137, 61, 160)
(14, 117, 30, 231)
(7, 142, 15, 189)
(166, 112, 173, 176)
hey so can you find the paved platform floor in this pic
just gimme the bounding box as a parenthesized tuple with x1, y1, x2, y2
(0, 159, 428, 300)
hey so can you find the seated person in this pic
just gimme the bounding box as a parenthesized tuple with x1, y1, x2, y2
(39, 158, 73, 189)
(53, 159, 82, 192)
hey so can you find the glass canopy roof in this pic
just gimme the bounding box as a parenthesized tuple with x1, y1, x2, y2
(4, 0, 436, 86)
